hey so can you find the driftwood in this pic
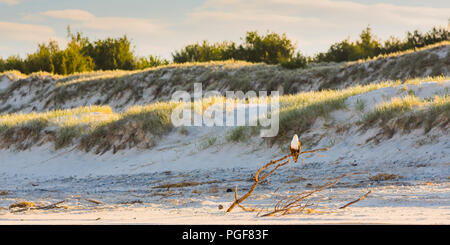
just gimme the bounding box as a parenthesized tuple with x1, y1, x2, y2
(260, 174, 349, 217)
(226, 145, 372, 216)
(10, 200, 66, 213)
(84, 198, 104, 205)
(339, 190, 372, 209)
(226, 147, 328, 213)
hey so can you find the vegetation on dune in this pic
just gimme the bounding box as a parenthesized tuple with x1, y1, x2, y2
(173, 26, 448, 67)
(363, 95, 425, 123)
(0, 77, 448, 151)
(0, 106, 115, 129)
(1, 51, 446, 117)
(227, 77, 449, 143)
(275, 82, 399, 139)
(0, 26, 447, 75)
(0, 103, 177, 151)
(79, 102, 178, 153)
(362, 94, 449, 133)
(0, 29, 170, 75)
(314, 26, 449, 63)
(227, 82, 399, 143)
(173, 31, 307, 69)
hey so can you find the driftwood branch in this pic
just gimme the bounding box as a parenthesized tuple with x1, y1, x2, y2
(226, 155, 290, 212)
(227, 147, 328, 213)
(339, 190, 371, 209)
(226, 144, 371, 216)
(84, 198, 104, 205)
(10, 200, 66, 213)
(260, 173, 350, 217)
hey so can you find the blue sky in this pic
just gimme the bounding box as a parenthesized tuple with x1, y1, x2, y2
(0, 0, 448, 59)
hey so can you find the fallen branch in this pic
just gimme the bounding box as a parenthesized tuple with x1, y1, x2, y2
(339, 190, 371, 209)
(260, 173, 350, 217)
(233, 186, 267, 213)
(10, 200, 65, 213)
(84, 198, 104, 205)
(227, 154, 290, 213)
(227, 147, 328, 213)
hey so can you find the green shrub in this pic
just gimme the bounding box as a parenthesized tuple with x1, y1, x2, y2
(280, 52, 307, 69)
(314, 26, 449, 63)
(173, 31, 296, 65)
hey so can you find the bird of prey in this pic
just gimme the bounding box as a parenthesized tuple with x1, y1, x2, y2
(290, 134, 301, 162)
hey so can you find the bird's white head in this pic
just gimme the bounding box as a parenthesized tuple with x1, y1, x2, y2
(290, 134, 299, 150)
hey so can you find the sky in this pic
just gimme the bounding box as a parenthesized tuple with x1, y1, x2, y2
(0, 0, 448, 59)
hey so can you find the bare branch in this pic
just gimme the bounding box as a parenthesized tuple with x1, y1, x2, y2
(339, 190, 371, 209)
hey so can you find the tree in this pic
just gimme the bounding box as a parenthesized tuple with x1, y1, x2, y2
(242, 31, 296, 64)
(4, 56, 25, 72)
(172, 31, 298, 66)
(355, 26, 381, 59)
(172, 40, 238, 63)
(88, 36, 135, 70)
(62, 38, 94, 74)
(25, 41, 61, 74)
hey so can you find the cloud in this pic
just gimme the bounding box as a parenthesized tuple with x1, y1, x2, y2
(0, 21, 56, 42)
(0, 21, 68, 57)
(42, 9, 95, 21)
(0, 0, 19, 5)
(189, 0, 449, 29)
(41, 9, 162, 34)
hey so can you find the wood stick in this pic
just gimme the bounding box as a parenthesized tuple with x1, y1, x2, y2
(36, 200, 66, 210)
(226, 147, 329, 213)
(84, 198, 104, 205)
(226, 155, 290, 212)
(339, 190, 371, 209)
(10, 200, 65, 213)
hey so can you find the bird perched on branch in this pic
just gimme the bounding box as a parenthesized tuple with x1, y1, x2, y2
(290, 134, 301, 162)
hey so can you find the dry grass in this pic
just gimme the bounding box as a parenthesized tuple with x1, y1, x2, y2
(369, 173, 404, 181)
(9, 201, 35, 209)
(0, 106, 116, 129)
(355, 41, 450, 64)
(0, 103, 179, 151)
(228, 81, 399, 143)
(55, 60, 255, 87)
(363, 94, 449, 127)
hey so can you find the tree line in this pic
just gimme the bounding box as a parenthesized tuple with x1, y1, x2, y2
(0, 26, 448, 74)
(0, 29, 169, 75)
(313, 26, 449, 63)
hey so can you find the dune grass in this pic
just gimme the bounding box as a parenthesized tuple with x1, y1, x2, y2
(354, 41, 450, 64)
(227, 77, 449, 143)
(229, 81, 399, 143)
(0, 103, 178, 150)
(0, 106, 115, 130)
(225, 82, 398, 142)
(0, 76, 448, 151)
(55, 60, 256, 87)
(363, 94, 449, 124)
(363, 95, 425, 124)
(362, 94, 449, 134)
